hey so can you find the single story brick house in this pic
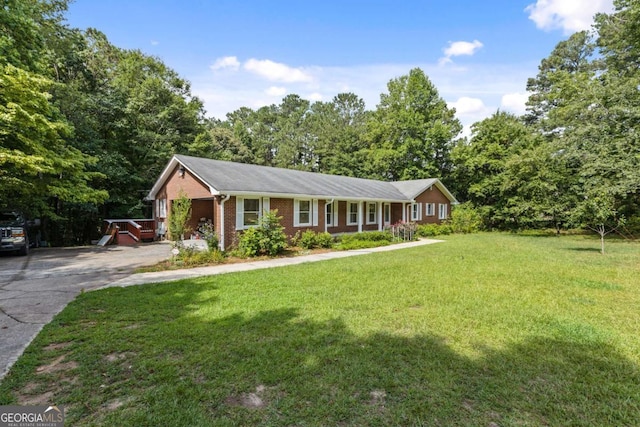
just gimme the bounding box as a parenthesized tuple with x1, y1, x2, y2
(146, 154, 458, 250)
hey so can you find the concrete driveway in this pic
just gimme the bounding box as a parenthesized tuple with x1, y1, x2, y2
(0, 243, 172, 379)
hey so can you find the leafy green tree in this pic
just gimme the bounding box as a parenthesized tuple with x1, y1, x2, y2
(364, 68, 462, 181)
(451, 111, 535, 228)
(186, 119, 254, 163)
(308, 93, 372, 177)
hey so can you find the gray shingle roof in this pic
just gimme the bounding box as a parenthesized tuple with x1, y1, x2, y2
(148, 154, 457, 203)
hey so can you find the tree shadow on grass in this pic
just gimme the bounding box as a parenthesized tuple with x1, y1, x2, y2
(3, 282, 639, 426)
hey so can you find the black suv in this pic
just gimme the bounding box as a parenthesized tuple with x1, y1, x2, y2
(0, 211, 31, 255)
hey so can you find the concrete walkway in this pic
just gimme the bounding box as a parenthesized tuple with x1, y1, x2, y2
(109, 239, 443, 287)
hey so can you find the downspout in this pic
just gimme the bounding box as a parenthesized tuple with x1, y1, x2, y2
(219, 194, 231, 251)
(325, 199, 334, 233)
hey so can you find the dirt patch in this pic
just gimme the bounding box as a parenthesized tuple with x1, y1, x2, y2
(36, 355, 78, 375)
(104, 397, 134, 411)
(19, 390, 55, 406)
(43, 342, 73, 352)
(368, 389, 386, 406)
(225, 385, 269, 409)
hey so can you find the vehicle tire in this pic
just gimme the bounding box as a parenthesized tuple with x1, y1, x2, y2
(18, 239, 29, 256)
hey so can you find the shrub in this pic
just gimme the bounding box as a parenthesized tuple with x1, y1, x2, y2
(416, 223, 453, 237)
(293, 230, 335, 249)
(172, 242, 225, 267)
(449, 203, 483, 234)
(315, 232, 334, 248)
(299, 229, 318, 249)
(238, 210, 287, 257)
(199, 222, 219, 251)
(336, 231, 393, 250)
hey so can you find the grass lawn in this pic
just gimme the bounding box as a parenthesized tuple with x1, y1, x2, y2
(1, 233, 639, 426)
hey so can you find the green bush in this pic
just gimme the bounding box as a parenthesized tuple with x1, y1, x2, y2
(299, 229, 318, 249)
(238, 210, 287, 257)
(416, 223, 453, 237)
(316, 232, 334, 248)
(199, 222, 219, 251)
(449, 203, 483, 234)
(293, 230, 335, 249)
(336, 231, 393, 250)
(340, 231, 393, 242)
(173, 243, 225, 267)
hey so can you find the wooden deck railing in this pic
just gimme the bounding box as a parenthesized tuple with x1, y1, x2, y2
(103, 219, 156, 244)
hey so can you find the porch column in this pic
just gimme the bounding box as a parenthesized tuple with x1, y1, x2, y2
(358, 201, 363, 233)
(402, 202, 407, 222)
(378, 202, 383, 231)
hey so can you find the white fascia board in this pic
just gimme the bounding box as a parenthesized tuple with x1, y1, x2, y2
(146, 157, 179, 200)
(146, 156, 220, 200)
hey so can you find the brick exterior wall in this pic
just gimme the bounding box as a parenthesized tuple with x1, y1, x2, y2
(154, 164, 454, 249)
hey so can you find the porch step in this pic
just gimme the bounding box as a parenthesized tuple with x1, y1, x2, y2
(116, 233, 138, 246)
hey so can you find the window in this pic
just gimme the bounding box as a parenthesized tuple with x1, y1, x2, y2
(411, 203, 422, 221)
(296, 199, 311, 226)
(294, 199, 318, 227)
(347, 202, 359, 225)
(367, 202, 377, 224)
(439, 203, 448, 220)
(425, 203, 435, 216)
(326, 201, 337, 227)
(243, 198, 260, 226)
(156, 199, 167, 218)
(384, 203, 391, 225)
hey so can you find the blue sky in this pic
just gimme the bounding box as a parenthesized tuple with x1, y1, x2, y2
(65, 0, 614, 134)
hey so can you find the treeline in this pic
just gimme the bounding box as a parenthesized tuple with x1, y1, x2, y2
(1, 0, 638, 245)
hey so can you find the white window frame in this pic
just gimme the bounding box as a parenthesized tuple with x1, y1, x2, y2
(294, 199, 311, 227)
(439, 203, 448, 220)
(411, 202, 422, 221)
(294, 199, 319, 227)
(383, 203, 391, 225)
(156, 199, 167, 218)
(236, 197, 262, 230)
(425, 203, 435, 217)
(347, 202, 359, 226)
(326, 201, 338, 227)
(366, 202, 377, 225)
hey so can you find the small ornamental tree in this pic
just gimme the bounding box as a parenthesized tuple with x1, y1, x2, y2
(573, 192, 624, 255)
(169, 189, 192, 241)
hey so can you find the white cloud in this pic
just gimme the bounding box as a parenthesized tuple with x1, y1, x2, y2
(244, 58, 313, 83)
(211, 56, 240, 71)
(151, 40, 159, 46)
(191, 59, 538, 137)
(307, 92, 324, 102)
(265, 86, 287, 97)
(525, 0, 614, 34)
(440, 40, 483, 65)
(448, 96, 486, 115)
(501, 92, 529, 115)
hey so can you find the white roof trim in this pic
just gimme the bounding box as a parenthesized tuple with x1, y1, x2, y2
(146, 156, 220, 200)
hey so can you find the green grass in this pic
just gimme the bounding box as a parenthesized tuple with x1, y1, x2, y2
(1, 233, 639, 426)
